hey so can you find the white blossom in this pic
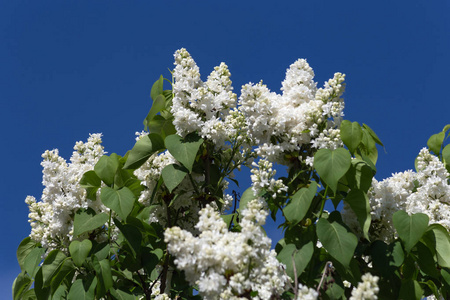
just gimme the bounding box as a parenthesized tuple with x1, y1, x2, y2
(349, 273, 380, 300)
(26, 134, 108, 250)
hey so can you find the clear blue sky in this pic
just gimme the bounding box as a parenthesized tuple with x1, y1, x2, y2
(1, 1, 449, 297)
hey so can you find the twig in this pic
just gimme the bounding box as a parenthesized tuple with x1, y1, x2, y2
(317, 261, 333, 292)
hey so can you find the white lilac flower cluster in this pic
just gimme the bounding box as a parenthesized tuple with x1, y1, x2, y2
(250, 159, 287, 199)
(238, 60, 345, 164)
(164, 199, 289, 300)
(342, 147, 450, 242)
(349, 273, 380, 300)
(172, 48, 237, 147)
(25, 134, 107, 250)
(296, 284, 319, 300)
(172, 48, 345, 166)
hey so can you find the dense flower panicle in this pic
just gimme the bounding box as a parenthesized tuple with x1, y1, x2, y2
(26, 134, 108, 250)
(342, 147, 450, 241)
(172, 48, 237, 146)
(238, 60, 345, 164)
(349, 273, 380, 300)
(164, 200, 289, 299)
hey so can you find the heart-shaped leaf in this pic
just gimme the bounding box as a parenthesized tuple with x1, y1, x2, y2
(94, 154, 120, 186)
(165, 133, 203, 172)
(314, 148, 351, 193)
(317, 218, 357, 268)
(101, 187, 135, 220)
(393, 210, 429, 253)
(427, 131, 445, 155)
(161, 164, 188, 193)
(69, 240, 93, 267)
(277, 242, 314, 279)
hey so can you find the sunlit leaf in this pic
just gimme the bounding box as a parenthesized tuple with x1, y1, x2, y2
(94, 154, 120, 186)
(314, 148, 351, 193)
(123, 133, 165, 170)
(101, 187, 135, 220)
(427, 131, 445, 155)
(165, 133, 203, 172)
(340, 120, 362, 154)
(69, 240, 92, 267)
(73, 209, 109, 237)
(284, 182, 317, 226)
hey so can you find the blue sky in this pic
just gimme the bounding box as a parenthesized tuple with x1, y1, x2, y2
(1, 1, 449, 297)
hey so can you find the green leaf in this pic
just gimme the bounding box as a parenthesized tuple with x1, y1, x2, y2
(67, 278, 97, 300)
(50, 259, 75, 297)
(316, 218, 357, 268)
(80, 170, 102, 200)
(370, 240, 404, 278)
(161, 164, 188, 193)
(73, 209, 109, 237)
(24, 247, 45, 278)
(340, 120, 362, 154)
(109, 288, 136, 300)
(17, 237, 36, 271)
(422, 224, 450, 268)
(399, 279, 423, 300)
(114, 219, 142, 257)
(392, 210, 429, 253)
(360, 128, 378, 165)
(344, 189, 371, 240)
(150, 75, 164, 100)
(345, 159, 374, 192)
(363, 123, 383, 146)
(123, 133, 165, 170)
(284, 182, 317, 226)
(101, 187, 135, 220)
(148, 115, 176, 139)
(21, 288, 37, 300)
(34, 268, 50, 300)
(442, 144, 450, 167)
(12, 272, 32, 300)
(94, 154, 120, 186)
(165, 133, 203, 172)
(144, 94, 166, 130)
(221, 214, 235, 229)
(427, 131, 445, 155)
(92, 257, 113, 297)
(69, 240, 92, 267)
(277, 242, 314, 279)
(142, 247, 160, 275)
(416, 242, 439, 278)
(92, 242, 110, 261)
(314, 148, 351, 193)
(239, 187, 257, 211)
(41, 250, 66, 287)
